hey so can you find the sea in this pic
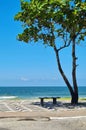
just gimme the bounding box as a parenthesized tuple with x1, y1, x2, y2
(0, 86, 86, 100)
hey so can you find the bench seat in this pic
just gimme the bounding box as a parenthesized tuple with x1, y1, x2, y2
(39, 96, 61, 106)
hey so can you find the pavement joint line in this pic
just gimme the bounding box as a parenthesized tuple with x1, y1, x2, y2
(3, 103, 15, 112)
(21, 105, 32, 112)
(50, 116, 86, 120)
(1, 103, 33, 112)
(15, 102, 33, 112)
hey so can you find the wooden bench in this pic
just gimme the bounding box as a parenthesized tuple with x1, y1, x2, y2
(39, 97, 61, 106)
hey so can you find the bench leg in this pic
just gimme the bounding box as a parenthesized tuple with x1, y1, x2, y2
(40, 98, 44, 106)
(53, 98, 57, 105)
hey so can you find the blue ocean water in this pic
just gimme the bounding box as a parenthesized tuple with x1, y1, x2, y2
(0, 86, 86, 99)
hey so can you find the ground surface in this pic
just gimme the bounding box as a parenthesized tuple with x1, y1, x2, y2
(0, 99, 86, 130)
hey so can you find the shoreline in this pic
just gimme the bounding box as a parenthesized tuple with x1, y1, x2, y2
(0, 96, 86, 100)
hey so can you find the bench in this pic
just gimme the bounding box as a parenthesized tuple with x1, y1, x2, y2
(39, 97, 61, 106)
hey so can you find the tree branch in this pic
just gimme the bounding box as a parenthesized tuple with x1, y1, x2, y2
(54, 45, 74, 96)
(57, 39, 71, 51)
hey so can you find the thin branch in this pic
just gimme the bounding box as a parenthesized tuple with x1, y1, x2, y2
(57, 39, 71, 51)
(77, 32, 86, 35)
(76, 28, 86, 37)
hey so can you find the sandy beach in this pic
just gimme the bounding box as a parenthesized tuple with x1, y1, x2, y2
(0, 98, 86, 130)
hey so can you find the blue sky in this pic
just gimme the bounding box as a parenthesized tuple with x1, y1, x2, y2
(0, 0, 86, 86)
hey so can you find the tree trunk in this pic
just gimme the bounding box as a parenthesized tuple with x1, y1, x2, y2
(71, 39, 78, 104)
(54, 45, 78, 105)
(54, 47, 74, 99)
(71, 92, 78, 105)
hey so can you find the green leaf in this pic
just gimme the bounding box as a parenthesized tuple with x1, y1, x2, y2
(14, 0, 86, 45)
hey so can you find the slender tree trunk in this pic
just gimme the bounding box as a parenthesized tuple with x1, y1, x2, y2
(54, 47, 74, 100)
(71, 39, 78, 104)
(54, 44, 78, 105)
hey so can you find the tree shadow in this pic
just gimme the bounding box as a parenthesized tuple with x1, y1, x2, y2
(32, 101, 86, 110)
(0, 128, 10, 130)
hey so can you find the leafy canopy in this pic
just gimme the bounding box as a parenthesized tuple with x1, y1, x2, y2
(14, 0, 86, 48)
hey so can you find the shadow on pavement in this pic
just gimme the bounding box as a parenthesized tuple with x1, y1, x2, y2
(0, 128, 10, 130)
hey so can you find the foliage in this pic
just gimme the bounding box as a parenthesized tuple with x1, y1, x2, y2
(15, 0, 86, 48)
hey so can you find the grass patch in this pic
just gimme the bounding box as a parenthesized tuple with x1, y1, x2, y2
(58, 97, 71, 100)
(79, 98, 86, 101)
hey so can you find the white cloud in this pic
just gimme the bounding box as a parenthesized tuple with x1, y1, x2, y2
(20, 77, 29, 81)
(19, 76, 58, 82)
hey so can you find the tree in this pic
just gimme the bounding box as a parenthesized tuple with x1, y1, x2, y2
(14, 0, 86, 104)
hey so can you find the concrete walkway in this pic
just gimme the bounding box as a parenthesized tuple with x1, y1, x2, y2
(0, 116, 86, 130)
(0, 100, 47, 112)
(0, 100, 86, 130)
